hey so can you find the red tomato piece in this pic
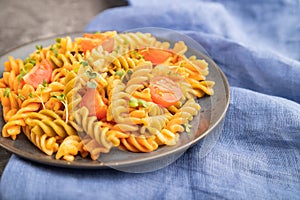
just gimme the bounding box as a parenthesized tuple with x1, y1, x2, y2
(139, 48, 173, 65)
(83, 33, 108, 40)
(80, 88, 107, 120)
(81, 33, 114, 54)
(23, 59, 53, 88)
(149, 76, 183, 107)
(100, 37, 114, 53)
(81, 39, 96, 54)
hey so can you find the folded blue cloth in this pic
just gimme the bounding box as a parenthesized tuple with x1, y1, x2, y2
(1, 0, 300, 199)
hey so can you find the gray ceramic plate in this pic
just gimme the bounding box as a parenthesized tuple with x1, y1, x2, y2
(0, 32, 230, 171)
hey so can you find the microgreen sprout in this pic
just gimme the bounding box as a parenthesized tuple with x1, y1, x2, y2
(42, 79, 48, 87)
(51, 93, 69, 123)
(80, 60, 89, 67)
(86, 70, 97, 79)
(3, 88, 10, 97)
(29, 92, 33, 98)
(129, 97, 148, 108)
(24, 57, 36, 66)
(129, 97, 138, 107)
(50, 45, 58, 57)
(35, 44, 43, 51)
(55, 38, 61, 43)
(115, 69, 125, 78)
(17, 94, 25, 101)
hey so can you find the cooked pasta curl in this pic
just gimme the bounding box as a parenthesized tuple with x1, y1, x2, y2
(0, 31, 214, 161)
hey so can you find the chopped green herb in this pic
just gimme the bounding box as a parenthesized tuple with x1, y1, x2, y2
(125, 70, 133, 77)
(50, 45, 55, 51)
(55, 38, 61, 43)
(50, 45, 58, 57)
(115, 70, 125, 77)
(51, 93, 68, 123)
(129, 97, 148, 108)
(137, 99, 148, 108)
(80, 60, 89, 67)
(86, 70, 97, 79)
(3, 88, 10, 97)
(17, 94, 25, 101)
(129, 97, 139, 107)
(24, 57, 36, 66)
(35, 44, 43, 51)
(29, 92, 33, 98)
(52, 93, 66, 101)
(42, 79, 48, 87)
(17, 68, 27, 82)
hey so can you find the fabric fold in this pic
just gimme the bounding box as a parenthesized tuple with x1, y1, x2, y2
(1, 87, 299, 200)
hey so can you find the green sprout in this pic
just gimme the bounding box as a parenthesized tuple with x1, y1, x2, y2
(17, 94, 25, 101)
(52, 93, 69, 123)
(86, 70, 97, 79)
(115, 69, 125, 78)
(129, 97, 148, 108)
(3, 88, 10, 98)
(55, 38, 61, 43)
(80, 60, 89, 67)
(29, 92, 33, 98)
(42, 79, 48, 87)
(35, 44, 43, 51)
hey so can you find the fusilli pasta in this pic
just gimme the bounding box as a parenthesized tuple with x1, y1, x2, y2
(0, 31, 215, 161)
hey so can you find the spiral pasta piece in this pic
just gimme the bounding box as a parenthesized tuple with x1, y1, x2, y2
(74, 107, 113, 158)
(0, 31, 215, 161)
(165, 98, 200, 134)
(55, 135, 87, 161)
(64, 71, 83, 120)
(1, 94, 47, 140)
(114, 32, 170, 53)
(50, 51, 83, 69)
(125, 62, 152, 94)
(108, 79, 139, 132)
(25, 109, 77, 138)
(0, 89, 20, 122)
(120, 134, 158, 153)
(22, 126, 59, 156)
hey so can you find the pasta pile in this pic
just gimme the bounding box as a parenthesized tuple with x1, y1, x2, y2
(0, 31, 214, 161)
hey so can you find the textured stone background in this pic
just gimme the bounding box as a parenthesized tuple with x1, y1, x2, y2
(0, 0, 127, 177)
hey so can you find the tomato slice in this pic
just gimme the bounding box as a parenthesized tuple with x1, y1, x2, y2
(23, 59, 52, 88)
(149, 76, 183, 107)
(83, 33, 109, 40)
(139, 48, 173, 65)
(81, 40, 96, 53)
(100, 37, 114, 53)
(81, 33, 114, 54)
(80, 88, 107, 120)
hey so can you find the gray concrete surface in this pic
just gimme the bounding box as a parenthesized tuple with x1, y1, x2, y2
(0, 0, 127, 177)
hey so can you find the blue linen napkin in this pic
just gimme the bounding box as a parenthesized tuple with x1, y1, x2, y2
(1, 0, 300, 199)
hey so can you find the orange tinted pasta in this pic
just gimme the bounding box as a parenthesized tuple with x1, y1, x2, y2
(0, 31, 214, 160)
